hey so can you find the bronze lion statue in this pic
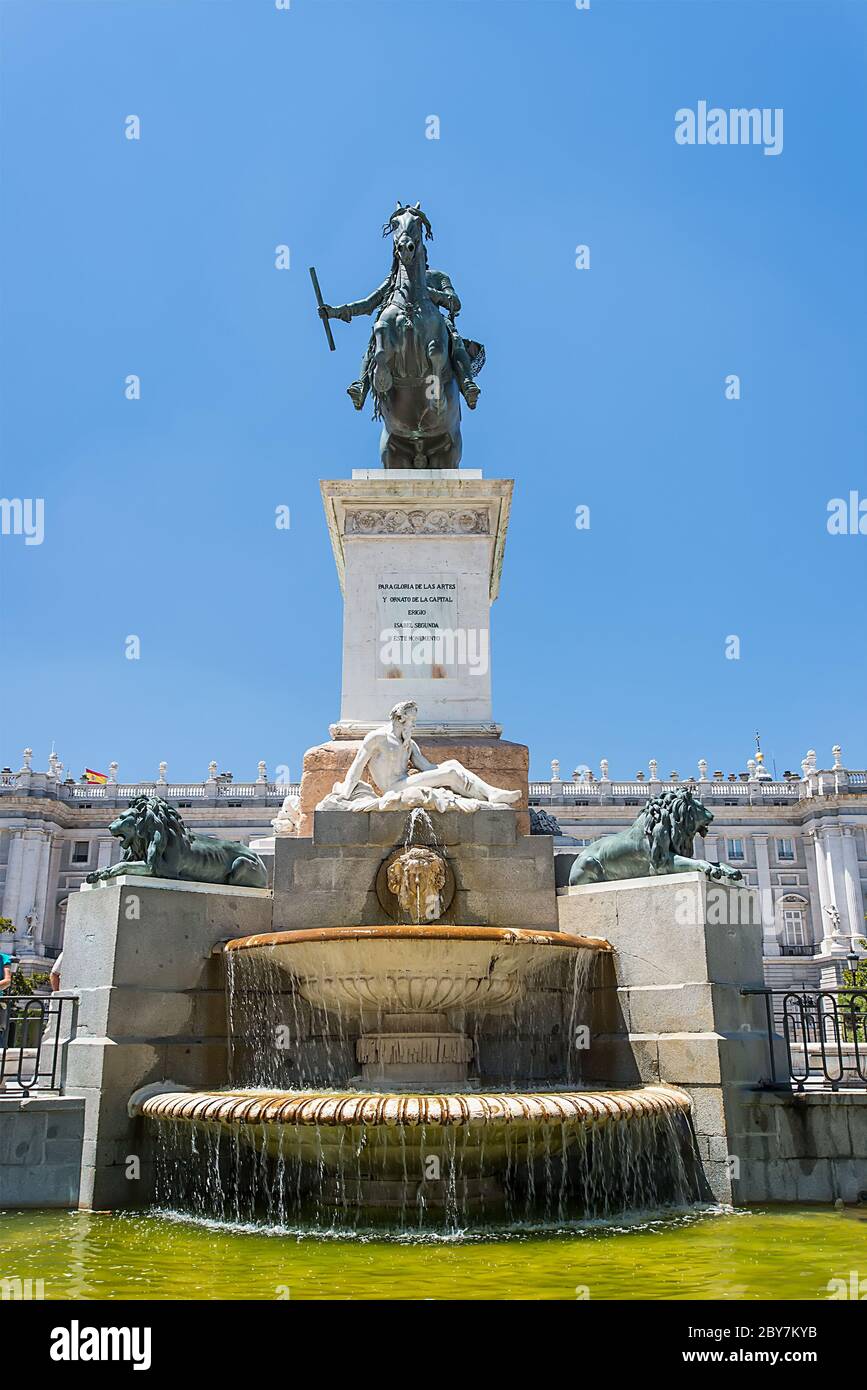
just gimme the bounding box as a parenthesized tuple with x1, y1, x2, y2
(568, 787, 743, 886)
(86, 794, 268, 889)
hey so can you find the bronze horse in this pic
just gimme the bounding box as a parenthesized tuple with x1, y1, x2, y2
(318, 203, 484, 469)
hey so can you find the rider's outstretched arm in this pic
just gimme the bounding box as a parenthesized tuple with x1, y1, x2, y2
(327, 279, 390, 321)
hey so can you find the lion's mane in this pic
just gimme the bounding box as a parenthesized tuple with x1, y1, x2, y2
(121, 795, 192, 869)
(643, 787, 704, 871)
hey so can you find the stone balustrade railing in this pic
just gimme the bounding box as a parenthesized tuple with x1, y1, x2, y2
(529, 775, 862, 805)
(2, 763, 862, 809)
(0, 777, 300, 803)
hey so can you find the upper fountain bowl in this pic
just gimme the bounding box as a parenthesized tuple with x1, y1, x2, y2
(225, 925, 611, 1017)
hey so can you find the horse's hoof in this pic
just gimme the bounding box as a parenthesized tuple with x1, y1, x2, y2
(463, 382, 480, 409)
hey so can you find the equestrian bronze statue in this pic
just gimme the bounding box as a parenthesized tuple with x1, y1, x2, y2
(313, 202, 485, 469)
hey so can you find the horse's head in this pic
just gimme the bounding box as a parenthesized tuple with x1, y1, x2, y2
(384, 202, 431, 270)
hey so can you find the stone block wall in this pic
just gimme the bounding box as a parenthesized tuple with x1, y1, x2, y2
(61, 876, 271, 1209)
(558, 872, 770, 1203)
(0, 1096, 84, 1207)
(273, 806, 557, 931)
(735, 1091, 867, 1203)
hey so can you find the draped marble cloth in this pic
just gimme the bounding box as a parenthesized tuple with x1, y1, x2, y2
(317, 780, 511, 815)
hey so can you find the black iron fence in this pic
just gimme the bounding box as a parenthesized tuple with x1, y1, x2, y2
(743, 987, 867, 1091)
(0, 994, 78, 1096)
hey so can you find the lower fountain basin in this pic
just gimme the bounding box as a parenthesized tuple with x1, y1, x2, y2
(135, 1083, 691, 1176)
(224, 924, 611, 1015)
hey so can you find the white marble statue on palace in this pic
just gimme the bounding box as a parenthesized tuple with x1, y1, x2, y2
(271, 792, 302, 837)
(318, 700, 521, 814)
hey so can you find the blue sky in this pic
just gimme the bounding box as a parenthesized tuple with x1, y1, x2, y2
(1, 0, 865, 783)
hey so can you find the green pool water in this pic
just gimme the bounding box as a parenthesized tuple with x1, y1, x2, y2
(2, 1206, 865, 1300)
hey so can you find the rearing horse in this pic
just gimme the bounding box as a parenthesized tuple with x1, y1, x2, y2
(318, 203, 483, 469)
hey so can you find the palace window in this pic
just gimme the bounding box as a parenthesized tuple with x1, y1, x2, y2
(782, 907, 808, 947)
(71, 841, 90, 864)
(726, 838, 745, 861)
(777, 838, 795, 861)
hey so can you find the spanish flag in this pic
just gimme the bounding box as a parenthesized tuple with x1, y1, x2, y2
(84, 769, 108, 785)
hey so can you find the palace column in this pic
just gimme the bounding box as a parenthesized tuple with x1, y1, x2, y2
(2, 830, 25, 922)
(801, 832, 823, 950)
(808, 828, 833, 949)
(812, 826, 849, 960)
(42, 833, 66, 953)
(825, 827, 851, 933)
(31, 827, 53, 941)
(752, 833, 778, 955)
(2, 826, 52, 931)
(842, 826, 865, 949)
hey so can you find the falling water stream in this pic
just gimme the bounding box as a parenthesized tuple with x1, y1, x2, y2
(148, 933, 708, 1235)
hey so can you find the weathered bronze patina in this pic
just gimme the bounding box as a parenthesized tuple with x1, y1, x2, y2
(569, 786, 744, 886)
(86, 794, 268, 889)
(316, 202, 484, 468)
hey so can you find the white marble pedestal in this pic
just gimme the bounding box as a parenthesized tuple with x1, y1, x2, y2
(320, 469, 513, 739)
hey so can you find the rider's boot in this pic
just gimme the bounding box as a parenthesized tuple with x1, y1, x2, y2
(347, 379, 368, 410)
(459, 374, 480, 409)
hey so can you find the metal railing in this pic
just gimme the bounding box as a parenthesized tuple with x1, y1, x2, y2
(743, 987, 867, 1091)
(0, 994, 78, 1096)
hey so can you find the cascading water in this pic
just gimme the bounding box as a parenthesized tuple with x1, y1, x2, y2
(150, 1089, 703, 1233)
(405, 807, 437, 849)
(140, 918, 709, 1234)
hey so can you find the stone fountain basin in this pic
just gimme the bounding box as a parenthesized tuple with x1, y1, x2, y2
(224, 925, 612, 1017)
(134, 1084, 691, 1175)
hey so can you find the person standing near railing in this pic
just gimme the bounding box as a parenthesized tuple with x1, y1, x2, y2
(0, 949, 11, 1089)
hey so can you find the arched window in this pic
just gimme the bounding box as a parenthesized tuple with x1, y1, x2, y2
(778, 893, 810, 955)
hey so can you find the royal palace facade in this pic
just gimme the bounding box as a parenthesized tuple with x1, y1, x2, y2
(1, 744, 864, 993)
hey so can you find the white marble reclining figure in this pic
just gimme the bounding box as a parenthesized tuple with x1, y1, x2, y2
(318, 700, 521, 814)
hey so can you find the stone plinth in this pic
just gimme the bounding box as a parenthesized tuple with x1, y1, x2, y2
(557, 872, 771, 1204)
(272, 805, 556, 932)
(356, 1014, 474, 1087)
(321, 473, 512, 738)
(298, 736, 529, 837)
(61, 876, 271, 1210)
